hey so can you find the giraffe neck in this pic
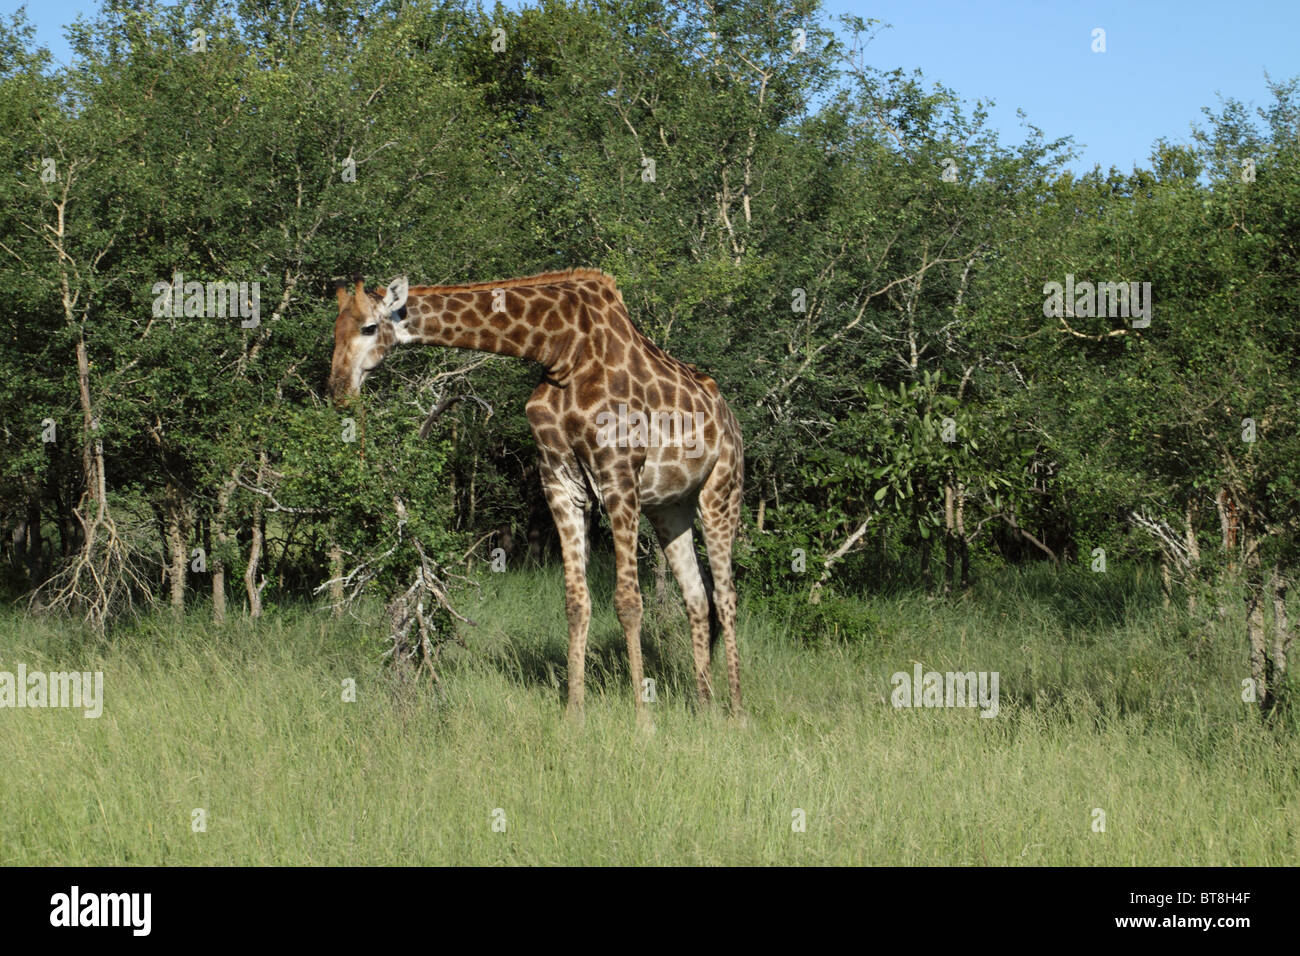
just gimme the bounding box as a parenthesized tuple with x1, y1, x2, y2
(401, 286, 574, 374)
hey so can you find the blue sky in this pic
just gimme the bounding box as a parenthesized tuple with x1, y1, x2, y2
(821, 0, 1299, 172)
(9, 0, 1298, 174)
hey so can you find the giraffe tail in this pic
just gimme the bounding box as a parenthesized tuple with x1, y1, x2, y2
(707, 595, 720, 655)
(699, 554, 720, 655)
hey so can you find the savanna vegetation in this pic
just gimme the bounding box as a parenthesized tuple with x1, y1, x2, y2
(3, 563, 1297, 864)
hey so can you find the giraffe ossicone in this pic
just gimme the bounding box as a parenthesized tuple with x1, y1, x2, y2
(329, 268, 744, 717)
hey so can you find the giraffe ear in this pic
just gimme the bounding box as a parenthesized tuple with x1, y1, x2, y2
(334, 279, 350, 308)
(380, 276, 409, 316)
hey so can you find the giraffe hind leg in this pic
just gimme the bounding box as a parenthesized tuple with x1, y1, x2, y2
(648, 502, 714, 706)
(699, 462, 743, 713)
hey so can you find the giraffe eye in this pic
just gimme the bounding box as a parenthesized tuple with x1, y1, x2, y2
(360, 324, 378, 336)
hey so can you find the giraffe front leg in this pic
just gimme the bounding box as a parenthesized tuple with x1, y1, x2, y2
(563, 563, 591, 721)
(536, 468, 591, 720)
(560, 522, 591, 720)
(604, 488, 647, 723)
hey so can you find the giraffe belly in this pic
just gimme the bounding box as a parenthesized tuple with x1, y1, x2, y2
(637, 446, 716, 508)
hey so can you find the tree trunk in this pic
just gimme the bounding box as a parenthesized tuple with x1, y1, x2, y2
(468, 458, 477, 528)
(164, 481, 188, 612)
(943, 480, 955, 596)
(261, 507, 271, 591)
(1243, 530, 1269, 711)
(5, 513, 19, 568)
(1184, 499, 1201, 563)
(329, 541, 344, 617)
(956, 480, 970, 590)
(25, 498, 43, 584)
(244, 452, 267, 619)
(449, 420, 459, 530)
(211, 469, 237, 625)
(51, 475, 72, 557)
(1271, 567, 1292, 686)
(1216, 487, 1238, 569)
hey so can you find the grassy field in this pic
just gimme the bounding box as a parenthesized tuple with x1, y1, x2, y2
(2, 562, 1297, 865)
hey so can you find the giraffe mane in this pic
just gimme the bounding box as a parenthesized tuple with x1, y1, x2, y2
(400, 268, 626, 306)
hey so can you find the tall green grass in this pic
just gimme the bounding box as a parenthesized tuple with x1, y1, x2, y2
(1, 563, 1296, 864)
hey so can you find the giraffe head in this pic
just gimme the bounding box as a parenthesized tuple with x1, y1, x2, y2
(328, 275, 409, 401)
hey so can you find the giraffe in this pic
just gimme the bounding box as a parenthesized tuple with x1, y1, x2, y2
(328, 269, 744, 719)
